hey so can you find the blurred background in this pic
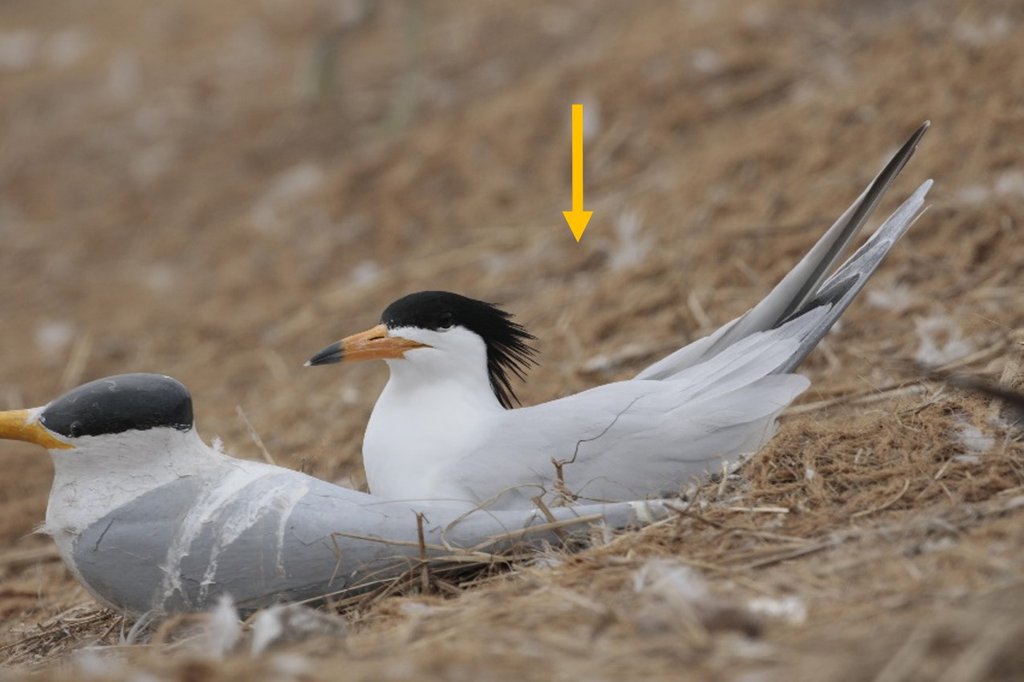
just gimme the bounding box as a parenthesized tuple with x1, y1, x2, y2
(1, 0, 1023, 673)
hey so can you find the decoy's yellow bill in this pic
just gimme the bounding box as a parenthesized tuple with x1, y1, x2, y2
(306, 324, 428, 365)
(0, 410, 73, 450)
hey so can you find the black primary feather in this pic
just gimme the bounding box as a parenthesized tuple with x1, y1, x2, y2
(381, 291, 538, 408)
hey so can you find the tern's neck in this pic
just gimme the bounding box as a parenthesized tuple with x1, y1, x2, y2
(381, 356, 504, 412)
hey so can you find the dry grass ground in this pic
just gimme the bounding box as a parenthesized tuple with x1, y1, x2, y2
(1, 0, 1023, 679)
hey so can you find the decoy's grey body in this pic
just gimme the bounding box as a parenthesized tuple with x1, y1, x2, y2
(0, 374, 666, 615)
(308, 123, 933, 510)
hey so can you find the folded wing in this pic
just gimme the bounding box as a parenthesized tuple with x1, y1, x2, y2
(443, 318, 819, 508)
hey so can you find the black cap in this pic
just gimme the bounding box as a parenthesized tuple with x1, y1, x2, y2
(382, 291, 537, 408)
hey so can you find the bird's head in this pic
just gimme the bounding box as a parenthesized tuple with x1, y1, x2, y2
(306, 291, 538, 408)
(0, 373, 195, 454)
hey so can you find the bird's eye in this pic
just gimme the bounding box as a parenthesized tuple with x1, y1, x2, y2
(438, 312, 454, 329)
(69, 421, 84, 438)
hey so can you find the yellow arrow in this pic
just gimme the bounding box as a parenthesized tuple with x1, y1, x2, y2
(562, 103, 593, 241)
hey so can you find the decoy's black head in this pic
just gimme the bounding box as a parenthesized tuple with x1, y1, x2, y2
(40, 373, 194, 439)
(0, 373, 194, 451)
(306, 291, 538, 408)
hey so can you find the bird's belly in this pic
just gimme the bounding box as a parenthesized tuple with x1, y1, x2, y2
(363, 428, 447, 500)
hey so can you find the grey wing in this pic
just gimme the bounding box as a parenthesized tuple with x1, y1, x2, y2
(636, 122, 930, 381)
(444, 318, 819, 508)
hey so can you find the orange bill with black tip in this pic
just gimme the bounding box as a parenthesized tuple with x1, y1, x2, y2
(0, 409, 73, 450)
(306, 324, 428, 366)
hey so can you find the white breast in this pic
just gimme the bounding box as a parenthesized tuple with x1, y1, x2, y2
(363, 376, 499, 502)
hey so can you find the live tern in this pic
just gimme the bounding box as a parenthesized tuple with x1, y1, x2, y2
(307, 123, 932, 509)
(0, 373, 666, 615)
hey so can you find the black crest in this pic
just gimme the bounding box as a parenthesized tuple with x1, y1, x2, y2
(41, 373, 194, 438)
(381, 291, 538, 408)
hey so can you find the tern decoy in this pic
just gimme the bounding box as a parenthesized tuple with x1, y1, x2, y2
(0, 373, 666, 615)
(307, 123, 932, 510)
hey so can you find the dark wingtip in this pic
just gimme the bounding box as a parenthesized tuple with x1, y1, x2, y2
(886, 120, 930, 178)
(306, 341, 343, 367)
(909, 120, 930, 149)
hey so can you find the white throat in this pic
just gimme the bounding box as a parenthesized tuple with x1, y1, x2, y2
(362, 326, 505, 500)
